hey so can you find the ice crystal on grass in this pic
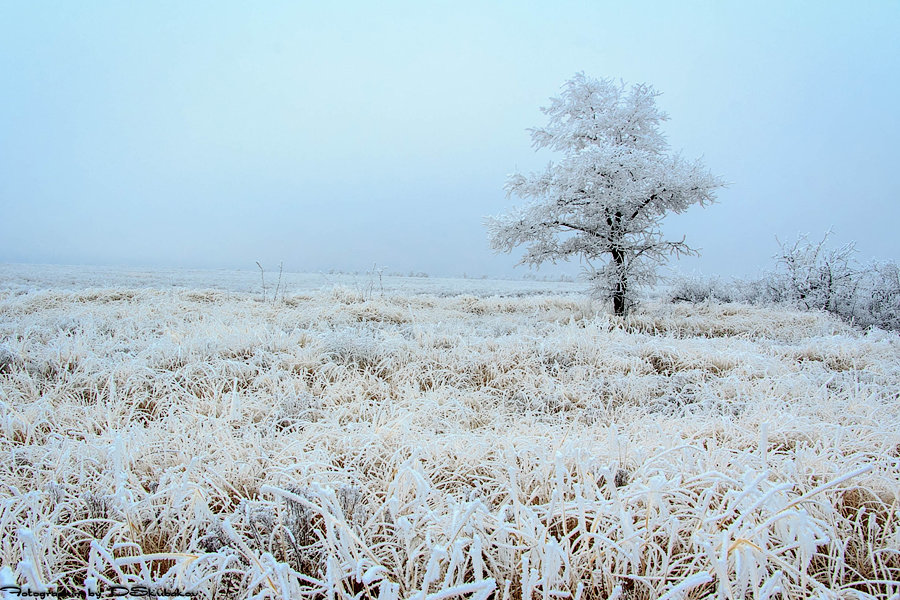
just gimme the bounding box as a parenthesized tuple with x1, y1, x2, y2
(0, 273, 898, 598)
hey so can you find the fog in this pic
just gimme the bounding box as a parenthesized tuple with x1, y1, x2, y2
(1, 1, 897, 279)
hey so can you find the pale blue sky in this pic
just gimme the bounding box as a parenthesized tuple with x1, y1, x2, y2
(1, 1, 898, 278)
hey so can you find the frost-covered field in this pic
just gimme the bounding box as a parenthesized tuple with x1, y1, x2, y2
(0, 263, 583, 297)
(0, 267, 898, 599)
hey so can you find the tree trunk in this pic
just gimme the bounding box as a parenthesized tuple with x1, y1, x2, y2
(611, 247, 627, 317)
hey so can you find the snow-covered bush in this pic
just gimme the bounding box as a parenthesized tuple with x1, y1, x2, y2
(852, 260, 900, 331)
(769, 232, 900, 330)
(667, 275, 736, 303)
(774, 232, 860, 313)
(669, 233, 900, 331)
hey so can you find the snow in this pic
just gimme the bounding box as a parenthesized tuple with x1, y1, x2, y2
(0, 265, 898, 598)
(0, 566, 16, 600)
(0, 263, 582, 297)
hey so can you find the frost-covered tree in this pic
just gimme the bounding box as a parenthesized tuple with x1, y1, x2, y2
(487, 73, 724, 315)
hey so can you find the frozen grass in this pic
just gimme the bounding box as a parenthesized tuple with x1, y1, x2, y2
(0, 263, 583, 297)
(0, 279, 898, 599)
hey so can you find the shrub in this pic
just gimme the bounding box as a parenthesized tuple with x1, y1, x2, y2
(667, 275, 736, 304)
(668, 232, 900, 332)
(774, 232, 860, 314)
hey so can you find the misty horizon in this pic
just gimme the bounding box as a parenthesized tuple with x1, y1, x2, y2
(2, 2, 898, 280)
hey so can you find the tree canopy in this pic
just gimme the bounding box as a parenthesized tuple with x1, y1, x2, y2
(488, 73, 724, 315)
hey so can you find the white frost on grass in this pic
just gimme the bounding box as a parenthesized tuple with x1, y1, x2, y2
(0, 269, 898, 599)
(0, 263, 583, 297)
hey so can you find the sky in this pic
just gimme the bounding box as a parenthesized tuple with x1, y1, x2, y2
(1, 1, 898, 279)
